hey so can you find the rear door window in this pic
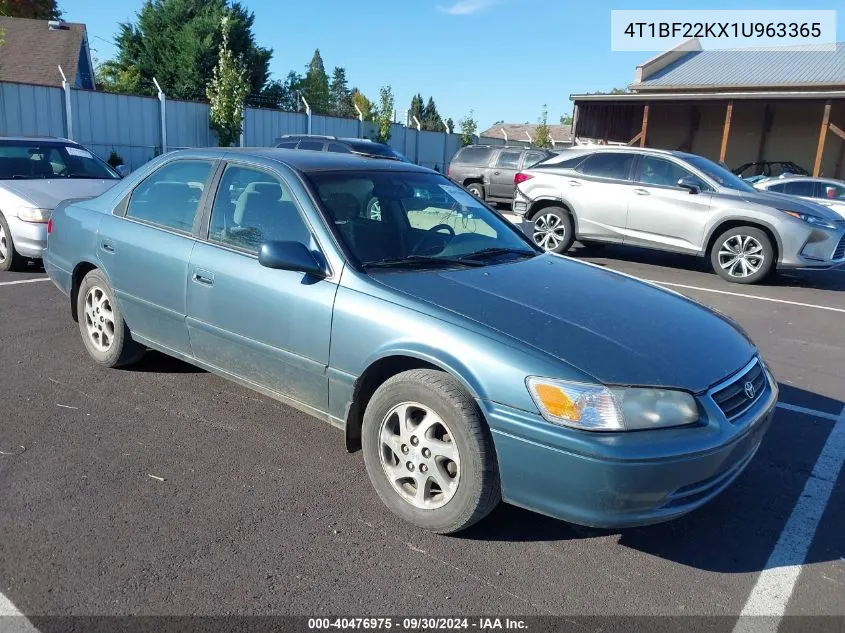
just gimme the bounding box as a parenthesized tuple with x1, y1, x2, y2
(577, 152, 636, 181)
(276, 141, 297, 149)
(328, 143, 351, 153)
(125, 160, 213, 232)
(781, 180, 816, 196)
(495, 151, 521, 169)
(297, 140, 324, 151)
(521, 151, 548, 168)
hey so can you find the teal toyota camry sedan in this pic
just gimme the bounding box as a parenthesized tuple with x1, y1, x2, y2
(44, 149, 777, 534)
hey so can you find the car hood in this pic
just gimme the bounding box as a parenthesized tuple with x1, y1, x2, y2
(719, 187, 843, 221)
(373, 255, 755, 393)
(1, 179, 119, 209)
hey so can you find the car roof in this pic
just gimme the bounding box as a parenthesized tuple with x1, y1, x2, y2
(0, 135, 75, 143)
(165, 147, 433, 174)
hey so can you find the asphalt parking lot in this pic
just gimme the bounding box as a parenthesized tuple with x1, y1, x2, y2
(1, 245, 843, 630)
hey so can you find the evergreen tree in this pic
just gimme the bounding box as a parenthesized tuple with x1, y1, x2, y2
(302, 48, 330, 114)
(0, 0, 61, 19)
(329, 67, 355, 118)
(409, 94, 424, 128)
(259, 71, 303, 110)
(422, 96, 445, 132)
(445, 117, 455, 133)
(351, 88, 375, 121)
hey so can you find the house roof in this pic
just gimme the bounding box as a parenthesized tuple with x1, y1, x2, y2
(479, 123, 573, 143)
(631, 42, 845, 91)
(0, 17, 89, 88)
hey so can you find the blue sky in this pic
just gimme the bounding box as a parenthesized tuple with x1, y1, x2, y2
(62, 0, 842, 131)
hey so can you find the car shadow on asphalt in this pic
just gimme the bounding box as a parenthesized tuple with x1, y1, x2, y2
(462, 383, 844, 574)
(569, 244, 845, 292)
(126, 350, 206, 374)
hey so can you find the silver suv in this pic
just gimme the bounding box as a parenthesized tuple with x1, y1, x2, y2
(448, 145, 555, 204)
(513, 147, 845, 284)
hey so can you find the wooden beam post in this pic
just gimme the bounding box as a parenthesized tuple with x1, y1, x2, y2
(627, 131, 643, 146)
(755, 104, 773, 164)
(639, 104, 649, 147)
(719, 100, 733, 163)
(813, 101, 832, 177)
(829, 122, 845, 142)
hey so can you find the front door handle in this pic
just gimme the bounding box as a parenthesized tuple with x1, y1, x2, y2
(568, 180, 582, 187)
(493, 171, 501, 175)
(101, 240, 115, 253)
(633, 188, 650, 196)
(191, 269, 214, 286)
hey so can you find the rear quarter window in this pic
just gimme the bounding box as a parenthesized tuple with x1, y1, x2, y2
(453, 147, 493, 166)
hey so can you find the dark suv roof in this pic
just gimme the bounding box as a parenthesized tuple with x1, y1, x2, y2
(274, 135, 409, 162)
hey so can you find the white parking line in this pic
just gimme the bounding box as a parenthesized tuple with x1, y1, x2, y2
(0, 591, 39, 632)
(777, 402, 841, 422)
(0, 277, 49, 287)
(733, 403, 845, 632)
(647, 280, 845, 314)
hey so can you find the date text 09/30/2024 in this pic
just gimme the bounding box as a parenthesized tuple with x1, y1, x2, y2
(307, 617, 528, 630)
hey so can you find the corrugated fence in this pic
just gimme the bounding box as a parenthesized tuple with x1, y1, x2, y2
(0, 81, 509, 171)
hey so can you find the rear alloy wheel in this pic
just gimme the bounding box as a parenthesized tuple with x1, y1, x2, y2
(710, 226, 774, 284)
(466, 182, 484, 200)
(77, 269, 145, 367)
(0, 213, 26, 272)
(532, 207, 575, 254)
(362, 369, 500, 534)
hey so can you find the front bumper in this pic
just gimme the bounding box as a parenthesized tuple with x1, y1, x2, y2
(777, 220, 845, 270)
(6, 215, 48, 259)
(482, 366, 777, 528)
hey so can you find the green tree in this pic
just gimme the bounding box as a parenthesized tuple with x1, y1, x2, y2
(458, 110, 477, 146)
(0, 0, 61, 19)
(351, 87, 375, 121)
(260, 71, 303, 110)
(301, 48, 330, 114)
(422, 96, 445, 132)
(206, 14, 249, 147)
(98, 0, 270, 100)
(445, 117, 455, 134)
(560, 113, 573, 125)
(409, 93, 424, 127)
(534, 104, 552, 148)
(375, 86, 394, 144)
(329, 66, 355, 118)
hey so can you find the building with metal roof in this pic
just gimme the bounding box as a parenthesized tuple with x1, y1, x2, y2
(570, 39, 845, 178)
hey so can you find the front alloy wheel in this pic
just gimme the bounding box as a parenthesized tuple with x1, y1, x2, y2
(710, 226, 774, 284)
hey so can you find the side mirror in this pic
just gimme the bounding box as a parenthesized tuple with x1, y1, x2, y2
(258, 241, 326, 278)
(677, 177, 701, 194)
(116, 165, 131, 178)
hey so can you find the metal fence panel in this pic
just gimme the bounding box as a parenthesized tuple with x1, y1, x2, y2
(311, 115, 359, 138)
(167, 99, 215, 149)
(72, 90, 161, 169)
(0, 82, 65, 138)
(244, 108, 307, 146)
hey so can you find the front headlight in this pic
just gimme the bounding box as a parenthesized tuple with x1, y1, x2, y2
(779, 209, 837, 230)
(17, 207, 52, 223)
(526, 377, 699, 432)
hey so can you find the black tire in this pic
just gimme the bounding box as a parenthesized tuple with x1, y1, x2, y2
(76, 269, 145, 367)
(362, 369, 500, 534)
(0, 212, 27, 272)
(531, 206, 575, 254)
(465, 182, 484, 200)
(710, 226, 774, 284)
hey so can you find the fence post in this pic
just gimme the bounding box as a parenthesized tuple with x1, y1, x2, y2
(354, 103, 364, 138)
(153, 77, 167, 154)
(301, 96, 312, 135)
(57, 65, 73, 141)
(412, 115, 422, 165)
(239, 110, 245, 147)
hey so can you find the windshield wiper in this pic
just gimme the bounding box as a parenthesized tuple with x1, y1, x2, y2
(363, 255, 485, 270)
(458, 247, 536, 262)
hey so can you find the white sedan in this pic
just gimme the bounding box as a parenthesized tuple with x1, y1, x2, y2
(754, 176, 845, 220)
(0, 137, 122, 271)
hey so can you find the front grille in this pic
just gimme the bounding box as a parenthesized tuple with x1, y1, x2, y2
(834, 232, 845, 261)
(711, 359, 767, 421)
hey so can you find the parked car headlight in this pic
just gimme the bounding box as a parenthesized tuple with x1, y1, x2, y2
(17, 207, 52, 223)
(779, 209, 837, 230)
(526, 377, 699, 431)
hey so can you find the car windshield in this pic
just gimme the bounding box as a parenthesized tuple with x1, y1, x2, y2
(0, 140, 119, 180)
(306, 170, 537, 268)
(345, 142, 409, 162)
(684, 154, 754, 192)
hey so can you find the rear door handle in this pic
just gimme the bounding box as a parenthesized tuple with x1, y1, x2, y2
(100, 240, 115, 253)
(568, 180, 582, 187)
(191, 269, 214, 286)
(633, 188, 650, 196)
(493, 171, 501, 175)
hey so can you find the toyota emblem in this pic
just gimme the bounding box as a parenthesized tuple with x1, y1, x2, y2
(743, 381, 755, 399)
